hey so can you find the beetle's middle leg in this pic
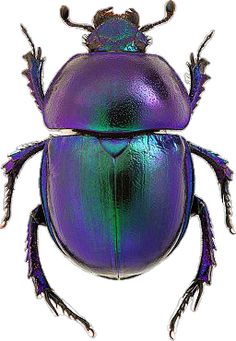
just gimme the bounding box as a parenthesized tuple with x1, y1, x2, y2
(169, 196, 216, 339)
(27, 205, 95, 337)
(0, 140, 46, 228)
(189, 142, 234, 234)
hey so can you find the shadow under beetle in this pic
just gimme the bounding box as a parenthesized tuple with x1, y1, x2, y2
(1, 1, 234, 339)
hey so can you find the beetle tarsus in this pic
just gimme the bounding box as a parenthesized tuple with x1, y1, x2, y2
(169, 195, 216, 338)
(0, 220, 7, 229)
(169, 280, 204, 339)
(221, 179, 235, 234)
(197, 30, 215, 62)
(44, 289, 95, 337)
(169, 328, 175, 340)
(1, 172, 15, 228)
(21, 24, 36, 57)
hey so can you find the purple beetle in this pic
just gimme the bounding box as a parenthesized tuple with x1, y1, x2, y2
(0, 1, 234, 338)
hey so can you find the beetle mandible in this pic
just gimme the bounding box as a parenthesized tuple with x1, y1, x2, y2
(0, 1, 234, 339)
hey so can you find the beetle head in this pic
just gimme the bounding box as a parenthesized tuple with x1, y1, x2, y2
(60, 1, 175, 53)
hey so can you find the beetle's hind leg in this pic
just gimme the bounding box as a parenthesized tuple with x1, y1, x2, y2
(169, 196, 216, 339)
(27, 205, 95, 337)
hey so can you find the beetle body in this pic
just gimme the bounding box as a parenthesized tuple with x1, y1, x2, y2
(42, 49, 193, 280)
(1, 1, 234, 339)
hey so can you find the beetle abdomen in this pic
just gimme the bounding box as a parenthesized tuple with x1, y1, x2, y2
(44, 53, 191, 133)
(41, 133, 194, 279)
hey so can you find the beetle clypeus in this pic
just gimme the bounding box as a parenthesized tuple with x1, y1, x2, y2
(1, 1, 234, 339)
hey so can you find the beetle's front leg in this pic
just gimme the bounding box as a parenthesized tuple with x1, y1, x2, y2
(21, 25, 45, 112)
(27, 205, 95, 337)
(169, 196, 216, 339)
(187, 31, 214, 112)
(0, 141, 46, 228)
(189, 141, 234, 234)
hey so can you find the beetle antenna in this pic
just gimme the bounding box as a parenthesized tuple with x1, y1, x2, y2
(140, 0, 176, 32)
(197, 30, 215, 61)
(60, 5, 94, 32)
(20, 24, 36, 57)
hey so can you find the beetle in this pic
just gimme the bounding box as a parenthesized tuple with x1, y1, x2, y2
(0, 1, 234, 339)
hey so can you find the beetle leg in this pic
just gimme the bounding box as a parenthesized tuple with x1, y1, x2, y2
(189, 142, 235, 234)
(0, 141, 46, 228)
(21, 25, 45, 112)
(187, 31, 214, 112)
(169, 196, 216, 339)
(26, 205, 95, 337)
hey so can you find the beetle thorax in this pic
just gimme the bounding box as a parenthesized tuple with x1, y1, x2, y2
(44, 53, 191, 133)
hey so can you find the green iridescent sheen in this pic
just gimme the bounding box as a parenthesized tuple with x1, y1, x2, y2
(44, 133, 193, 279)
(99, 19, 135, 41)
(123, 42, 138, 52)
(101, 41, 138, 52)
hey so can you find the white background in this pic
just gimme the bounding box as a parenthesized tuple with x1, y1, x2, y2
(0, 1, 235, 340)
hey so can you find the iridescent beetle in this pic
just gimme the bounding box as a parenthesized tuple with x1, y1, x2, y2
(1, 1, 234, 339)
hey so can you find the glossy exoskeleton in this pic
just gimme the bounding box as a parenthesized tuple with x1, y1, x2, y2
(1, 1, 234, 339)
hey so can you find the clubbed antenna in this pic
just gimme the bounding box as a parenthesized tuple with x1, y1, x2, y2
(140, 0, 176, 32)
(60, 5, 94, 32)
